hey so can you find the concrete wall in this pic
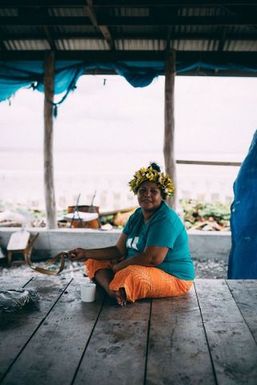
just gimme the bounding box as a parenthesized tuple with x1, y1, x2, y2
(0, 227, 231, 261)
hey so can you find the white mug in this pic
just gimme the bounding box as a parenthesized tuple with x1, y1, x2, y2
(80, 282, 96, 302)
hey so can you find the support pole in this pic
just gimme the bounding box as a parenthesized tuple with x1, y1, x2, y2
(44, 51, 57, 229)
(164, 49, 176, 208)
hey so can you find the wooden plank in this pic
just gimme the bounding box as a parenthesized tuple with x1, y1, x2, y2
(73, 298, 151, 385)
(195, 280, 243, 323)
(176, 160, 241, 167)
(226, 280, 257, 343)
(0, 276, 71, 382)
(146, 287, 216, 385)
(195, 279, 257, 385)
(0, 276, 32, 289)
(0, 278, 104, 385)
(7, 230, 30, 251)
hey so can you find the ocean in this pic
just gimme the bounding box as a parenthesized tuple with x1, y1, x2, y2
(0, 147, 242, 212)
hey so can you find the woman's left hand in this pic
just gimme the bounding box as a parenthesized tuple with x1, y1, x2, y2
(67, 248, 87, 262)
(112, 259, 128, 273)
(112, 263, 120, 273)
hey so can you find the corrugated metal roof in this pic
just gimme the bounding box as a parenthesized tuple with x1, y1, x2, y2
(179, 6, 228, 17)
(114, 7, 150, 17)
(116, 39, 166, 51)
(173, 39, 219, 51)
(1, 1, 257, 76)
(225, 40, 257, 52)
(0, 8, 17, 16)
(54, 25, 98, 35)
(56, 38, 109, 50)
(49, 7, 86, 17)
(4, 39, 50, 50)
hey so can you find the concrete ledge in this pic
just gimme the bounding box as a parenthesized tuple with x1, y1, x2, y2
(0, 227, 231, 261)
(188, 230, 231, 261)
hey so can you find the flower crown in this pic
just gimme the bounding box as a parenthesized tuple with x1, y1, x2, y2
(129, 163, 175, 198)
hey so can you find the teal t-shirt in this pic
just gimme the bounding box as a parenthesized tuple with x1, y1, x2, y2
(123, 201, 195, 281)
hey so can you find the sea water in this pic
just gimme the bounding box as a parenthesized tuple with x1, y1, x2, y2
(0, 147, 242, 211)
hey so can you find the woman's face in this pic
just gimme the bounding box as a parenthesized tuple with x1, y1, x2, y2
(137, 181, 162, 213)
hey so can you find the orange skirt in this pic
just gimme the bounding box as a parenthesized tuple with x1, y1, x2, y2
(85, 259, 193, 303)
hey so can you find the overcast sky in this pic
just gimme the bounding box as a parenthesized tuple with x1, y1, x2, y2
(1, 74, 257, 159)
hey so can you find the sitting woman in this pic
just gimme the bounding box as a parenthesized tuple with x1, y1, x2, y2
(68, 162, 195, 306)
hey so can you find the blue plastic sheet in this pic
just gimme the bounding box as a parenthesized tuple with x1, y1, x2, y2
(0, 60, 167, 102)
(228, 130, 257, 278)
(0, 61, 84, 103)
(2, 60, 257, 105)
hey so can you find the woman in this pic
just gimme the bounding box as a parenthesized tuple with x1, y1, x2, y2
(68, 163, 195, 306)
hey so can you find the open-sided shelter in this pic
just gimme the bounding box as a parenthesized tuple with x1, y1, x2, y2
(1, 0, 257, 227)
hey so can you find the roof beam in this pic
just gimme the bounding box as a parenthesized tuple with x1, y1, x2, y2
(0, 41, 7, 51)
(42, 26, 57, 50)
(1, 31, 257, 41)
(84, 0, 114, 50)
(218, 29, 227, 51)
(0, 1, 256, 6)
(93, 0, 257, 5)
(0, 50, 165, 61)
(2, 49, 257, 64)
(0, 0, 85, 5)
(1, 15, 257, 26)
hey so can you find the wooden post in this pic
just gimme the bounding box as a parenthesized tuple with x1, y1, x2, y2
(164, 49, 176, 208)
(44, 51, 57, 229)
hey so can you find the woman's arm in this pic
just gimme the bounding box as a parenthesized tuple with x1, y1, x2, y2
(68, 233, 127, 262)
(112, 245, 168, 272)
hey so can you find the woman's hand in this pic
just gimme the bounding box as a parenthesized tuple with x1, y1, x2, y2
(112, 246, 168, 273)
(112, 259, 128, 273)
(112, 263, 120, 273)
(67, 248, 87, 262)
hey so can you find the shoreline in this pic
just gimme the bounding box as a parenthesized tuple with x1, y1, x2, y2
(0, 199, 231, 232)
(0, 148, 240, 211)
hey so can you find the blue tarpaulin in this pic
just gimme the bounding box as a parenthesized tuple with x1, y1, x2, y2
(0, 60, 164, 103)
(228, 130, 257, 279)
(2, 60, 257, 106)
(0, 61, 84, 104)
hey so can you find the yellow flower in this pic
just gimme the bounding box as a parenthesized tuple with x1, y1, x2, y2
(129, 164, 175, 197)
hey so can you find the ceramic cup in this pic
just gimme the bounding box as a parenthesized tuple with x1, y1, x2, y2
(80, 282, 96, 302)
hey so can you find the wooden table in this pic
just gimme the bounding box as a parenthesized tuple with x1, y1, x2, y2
(0, 276, 257, 385)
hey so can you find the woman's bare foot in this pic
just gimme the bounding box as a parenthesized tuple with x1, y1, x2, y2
(93, 269, 127, 306)
(109, 288, 127, 307)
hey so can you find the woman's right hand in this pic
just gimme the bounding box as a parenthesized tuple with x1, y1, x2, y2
(67, 248, 87, 262)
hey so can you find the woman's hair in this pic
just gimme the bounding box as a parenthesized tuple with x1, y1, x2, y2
(149, 162, 161, 172)
(129, 162, 175, 199)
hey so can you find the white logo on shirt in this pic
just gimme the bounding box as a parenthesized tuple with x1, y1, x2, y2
(127, 237, 139, 250)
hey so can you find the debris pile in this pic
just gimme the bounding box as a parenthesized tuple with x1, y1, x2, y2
(180, 199, 230, 231)
(0, 200, 231, 231)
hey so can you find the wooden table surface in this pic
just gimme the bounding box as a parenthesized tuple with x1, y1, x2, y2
(0, 276, 257, 385)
